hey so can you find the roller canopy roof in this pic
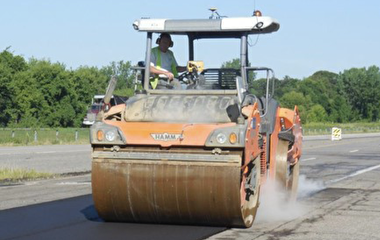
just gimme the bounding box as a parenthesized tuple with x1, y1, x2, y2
(133, 17, 280, 37)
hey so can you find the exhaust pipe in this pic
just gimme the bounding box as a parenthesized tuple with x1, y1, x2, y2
(96, 76, 118, 121)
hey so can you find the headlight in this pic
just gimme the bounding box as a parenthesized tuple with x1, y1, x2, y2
(205, 126, 245, 148)
(216, 133, 227, 144)
(105, 130, 116, 142)
(90, 122, 126, 145)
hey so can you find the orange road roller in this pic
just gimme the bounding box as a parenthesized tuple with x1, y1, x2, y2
(90, 11, 302, 227)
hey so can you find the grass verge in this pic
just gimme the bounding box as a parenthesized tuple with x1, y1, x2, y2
(0, 128, 90, 146)
(303, 122, 380, 135)
(0, 168, 53, 183)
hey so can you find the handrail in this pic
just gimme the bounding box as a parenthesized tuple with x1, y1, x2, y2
(244, 67, 275, 117)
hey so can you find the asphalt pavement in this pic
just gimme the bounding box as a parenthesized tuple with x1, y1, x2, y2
(0, 144, 91, 174)
(0, 134, 380, 239)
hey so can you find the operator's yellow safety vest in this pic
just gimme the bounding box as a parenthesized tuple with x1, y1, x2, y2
(150, 47, 178, 89)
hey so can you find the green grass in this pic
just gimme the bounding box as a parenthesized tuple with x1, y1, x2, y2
(303, 122, 380, 135)
(0, 128, 90, 146)
(0, 168, 53, 182)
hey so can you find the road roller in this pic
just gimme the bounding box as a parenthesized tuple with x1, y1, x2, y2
(90, 11, 302, 227)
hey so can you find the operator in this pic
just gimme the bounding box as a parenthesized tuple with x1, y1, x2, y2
(150, 33, 186, 89)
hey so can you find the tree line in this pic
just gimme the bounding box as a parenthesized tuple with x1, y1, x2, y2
(0, 49, 134, 128)
(223, 59, 380, 124)
(262, 68, 380, 123)
(1, 49, 379, 128)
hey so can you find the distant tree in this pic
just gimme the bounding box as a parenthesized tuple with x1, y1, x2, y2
(307, 104, 328, 123)
(7, 59, 77, 127)
(301, 71, 339, 116)
(0, 47, 27, 72)
(0, 51, 134, 127)
(101, 61, 135, 97)
(297, 78, 330, 113)
(329, 95, 352, 123)
(7, 70, 47, 127)
(221, 58, 240, 69)
(3, 50, 380, 128)
(249, 78, 267, 97)
(0, 49, 28, 126)
(309, 71, 338, 88)
(275, 76, 300, 99)
(279, 91, 311, 123)
(71, 66, 109, 126)
(221, 58, 257, 87)
(338, 66, 380, 121)
(279, 91, 308, 109)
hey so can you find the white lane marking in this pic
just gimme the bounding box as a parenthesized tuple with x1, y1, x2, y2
(35, 150, 87, 154)
(36, 151, 57, 154)
(349, 150, 359, 153)
(327, 164, 380, 184)
(302, 157, 316, 162)
(24, 182, 38, 186)
(56, 182, 91, 186)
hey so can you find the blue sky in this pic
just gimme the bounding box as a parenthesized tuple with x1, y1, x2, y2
(1, 0, 379, 79)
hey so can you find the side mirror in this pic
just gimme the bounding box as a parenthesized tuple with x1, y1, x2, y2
(236, 76, 247, 104)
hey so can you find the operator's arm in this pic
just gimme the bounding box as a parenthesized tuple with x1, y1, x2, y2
(150, 65, 174, 80)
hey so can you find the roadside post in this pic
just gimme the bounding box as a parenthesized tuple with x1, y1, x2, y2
(331, 127, 342, 141)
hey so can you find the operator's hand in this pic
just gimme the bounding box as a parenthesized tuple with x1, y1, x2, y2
(164, 72, 174, 81)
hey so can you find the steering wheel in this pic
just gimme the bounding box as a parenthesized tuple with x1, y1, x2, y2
(177, 71, 191, 82)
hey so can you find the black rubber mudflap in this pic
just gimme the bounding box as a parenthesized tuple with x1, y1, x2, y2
(278, 131, 295, 144)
